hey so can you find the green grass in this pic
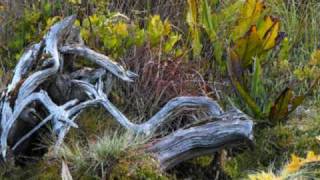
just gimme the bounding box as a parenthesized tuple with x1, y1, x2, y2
(55, 130, 147, 176)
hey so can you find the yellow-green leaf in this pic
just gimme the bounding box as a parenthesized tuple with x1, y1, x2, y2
(231, 0, 265, 40)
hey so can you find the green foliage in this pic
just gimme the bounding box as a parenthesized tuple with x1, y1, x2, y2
(186, 0, 202, 57)
(185, 0, 318, 123)
(224, 114, 320, 179)
(109, 152, 169, 180)
(79, 14, 181, 59)
(0, 1, 77, 69)
(3, 10, 42, 68)
(186, 0, 242, 71)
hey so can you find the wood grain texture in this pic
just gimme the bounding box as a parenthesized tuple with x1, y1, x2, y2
(149, 116, 253, 170)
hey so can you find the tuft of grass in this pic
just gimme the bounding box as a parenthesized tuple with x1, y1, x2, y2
(54, 130, 149, 178)
(88, 131, 145, 164)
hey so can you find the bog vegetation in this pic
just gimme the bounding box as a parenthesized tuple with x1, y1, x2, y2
(1, 0, 320, 179)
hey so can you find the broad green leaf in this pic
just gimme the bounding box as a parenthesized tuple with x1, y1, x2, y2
(251, 57, 265, 100)
(213, 41, 225, 72)
(228, 49, 262, 117)
(200, 0, 216, 41)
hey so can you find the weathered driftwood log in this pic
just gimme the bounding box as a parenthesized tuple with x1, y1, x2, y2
(0, 15, 254, 169)
(148, 110, 253, 170)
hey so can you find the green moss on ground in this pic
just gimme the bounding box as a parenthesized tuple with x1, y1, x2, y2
(223, 108, 320, 178)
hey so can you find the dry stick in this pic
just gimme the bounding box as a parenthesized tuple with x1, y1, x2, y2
(73, 80, 224, 135)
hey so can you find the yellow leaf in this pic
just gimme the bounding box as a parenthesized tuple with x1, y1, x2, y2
(262, 19, 280, 50)
(113, 22, 128, 37)
(187, 0, 198, 25)
(257, 16, 274, 38)
(285, 154, 302, 173)
(89, 14, 99, 25)
(74, 20, 81, 27)
(232, 15, 281, 68)
(232, 0, 265, 40)
(46, 16, 62, 27)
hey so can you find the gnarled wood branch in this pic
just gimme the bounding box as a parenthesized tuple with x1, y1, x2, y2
(73, 80, 223, 135)
(0, 16, 255, 170)
(148, 118, 253, 170)
(60, 45, 137, 82)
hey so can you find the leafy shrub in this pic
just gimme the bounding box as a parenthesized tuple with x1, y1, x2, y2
(186, 0, 319, 124)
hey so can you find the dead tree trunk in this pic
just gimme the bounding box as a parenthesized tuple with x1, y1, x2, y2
(0, 16, 254, 169)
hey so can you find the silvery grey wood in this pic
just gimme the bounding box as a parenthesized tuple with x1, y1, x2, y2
(60, 45, 138, 82)
(148, 118, 253, 170)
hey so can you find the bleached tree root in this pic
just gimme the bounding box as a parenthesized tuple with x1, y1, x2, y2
(0, 15, 254, 169)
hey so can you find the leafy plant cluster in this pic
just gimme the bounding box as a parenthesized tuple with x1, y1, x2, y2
(78, 13, 182, 58)
(186, 0, 319, 124)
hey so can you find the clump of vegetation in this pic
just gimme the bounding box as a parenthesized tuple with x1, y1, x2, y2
(54, 131, 148, 178)
(223, 111, 320, 178)
(186, 0, 320, 124)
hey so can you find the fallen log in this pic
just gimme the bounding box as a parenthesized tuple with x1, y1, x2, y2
(148, 114, 253, 170)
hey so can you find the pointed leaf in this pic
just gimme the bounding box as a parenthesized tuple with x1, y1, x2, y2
(251, 57, 265, 100)
(269, 88, 305, 123)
